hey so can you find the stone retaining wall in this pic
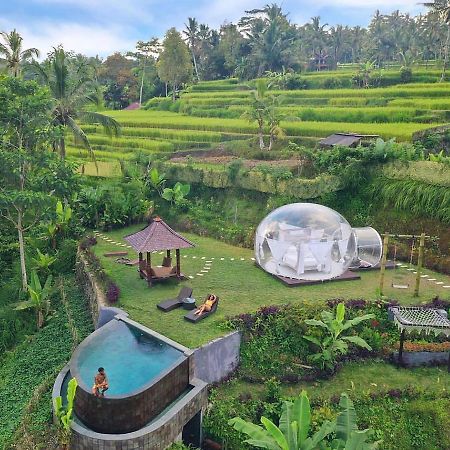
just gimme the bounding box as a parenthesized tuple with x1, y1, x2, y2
(75, 251, 107, 325)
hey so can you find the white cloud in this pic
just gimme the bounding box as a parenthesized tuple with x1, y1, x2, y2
(0, 18, 137, 57)
(32, 0, 156, 25)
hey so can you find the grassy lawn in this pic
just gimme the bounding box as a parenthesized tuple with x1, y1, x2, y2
(93, 224, 450, 348)
(214, 360, 450, 401)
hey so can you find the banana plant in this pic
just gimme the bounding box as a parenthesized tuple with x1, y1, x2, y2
(146, 167, 166, 196)
(330, 394, 379, 449)
(161, 182, 190, 205)
(229, 392, 379, 450)
(31, 248, 57, 275)
(15, 270, 53, 328)
(47, 200, 73, 248)
(303, 303, 374, 371)
(229, 390, 335, 450)
(54, 377, 78, 448)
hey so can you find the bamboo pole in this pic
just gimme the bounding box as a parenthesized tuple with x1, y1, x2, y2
(414, 232, 426, 297)
(379, 233, 389, 296)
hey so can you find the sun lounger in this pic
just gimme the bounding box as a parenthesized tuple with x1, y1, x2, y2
(184, 296, 219, 323)
(157, 286, 193, 312)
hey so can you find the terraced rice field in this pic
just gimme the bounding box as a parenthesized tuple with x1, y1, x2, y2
(69, 71, 450, 163)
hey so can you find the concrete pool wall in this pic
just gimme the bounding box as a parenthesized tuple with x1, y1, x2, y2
(70, 315, 192, 434)
(53, 366, 208, 450)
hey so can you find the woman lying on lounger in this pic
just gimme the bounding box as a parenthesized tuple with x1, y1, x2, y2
(194, 294, 217, 315)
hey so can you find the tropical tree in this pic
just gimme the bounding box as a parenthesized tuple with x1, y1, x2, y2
(239, 4, 295, 76)
(15, 270, 53, 328)
(229, 391, 378, 449)
(0, 77, 61, 289)
(158, 28, 192, 101)
(304, 303, 374, 371)
(32, 47, 121, 159)
(128, 38, 160, 105)
(0, 29, 39, 77)
(243, 79, 284, 150)
(424, 1, 450, 80)
(184, 17, 200, 81)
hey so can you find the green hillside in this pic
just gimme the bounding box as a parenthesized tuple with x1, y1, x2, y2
(68, 72, 450, 163)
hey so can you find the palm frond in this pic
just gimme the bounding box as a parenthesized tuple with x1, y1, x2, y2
(65, 115, 96, 163)
(0, 43, 11, 57)
(78, 111, 121, 138)
(20, 48, 40, 60)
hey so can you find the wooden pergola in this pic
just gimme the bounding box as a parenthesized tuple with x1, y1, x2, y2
(124, 217, 195, 287)
(390, 306, 450, 372)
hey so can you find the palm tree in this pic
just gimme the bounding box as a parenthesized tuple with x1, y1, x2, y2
(0, 29, 39, 77)
(424, 1, 450, 80)
(32, 47, 120, 159)
(304, 17, 329, 70)
(184, 17, 200, 81)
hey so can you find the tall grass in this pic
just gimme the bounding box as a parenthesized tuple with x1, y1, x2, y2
(374, 178, 450, 223)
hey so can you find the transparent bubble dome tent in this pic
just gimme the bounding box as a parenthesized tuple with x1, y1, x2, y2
(255, 203, 382, 281)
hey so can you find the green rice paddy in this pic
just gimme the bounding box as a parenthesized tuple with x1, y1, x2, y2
(69, 72, 450, 163)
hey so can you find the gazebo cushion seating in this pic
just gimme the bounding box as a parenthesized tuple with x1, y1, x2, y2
(148, 266, 177, 279)
(157, 286, 193, 312)
(184, 297, 219, 323)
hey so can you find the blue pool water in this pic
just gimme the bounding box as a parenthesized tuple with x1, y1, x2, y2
(75, 320, 183, 396)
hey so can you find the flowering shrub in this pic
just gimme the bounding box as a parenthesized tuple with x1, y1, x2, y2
(228, 298, 447, 380)
(106, 281, 120, 303)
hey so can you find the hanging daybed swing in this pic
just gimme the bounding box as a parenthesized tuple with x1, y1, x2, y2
(389, 306, 450, 372)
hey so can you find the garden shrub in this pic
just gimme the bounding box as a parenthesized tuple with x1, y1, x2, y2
(228, 298, 446, 381)
(400, 67, 413, 84)
(106, 280, 121, 303)
(54, 239, 78, 274)
(404, 398, 450, 450)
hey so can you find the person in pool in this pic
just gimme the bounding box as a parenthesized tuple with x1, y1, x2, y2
(92, 367, 109, 397)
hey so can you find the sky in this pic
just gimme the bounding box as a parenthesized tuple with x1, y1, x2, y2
(0, 0, 426, 58)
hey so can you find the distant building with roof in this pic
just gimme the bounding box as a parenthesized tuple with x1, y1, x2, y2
(319, 133, 379, 148)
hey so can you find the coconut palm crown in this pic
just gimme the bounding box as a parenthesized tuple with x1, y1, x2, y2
(0, 29, 40, 77)
(32, 46, 120, 159)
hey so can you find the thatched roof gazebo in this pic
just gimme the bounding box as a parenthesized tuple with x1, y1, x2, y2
(124, 217, 195, 286)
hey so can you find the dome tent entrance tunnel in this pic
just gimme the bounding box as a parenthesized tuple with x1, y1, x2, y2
(255, 203, 382, 286)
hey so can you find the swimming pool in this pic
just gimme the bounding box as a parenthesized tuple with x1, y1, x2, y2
(70, 315, 192, 434)
(74, 319, 182, 396)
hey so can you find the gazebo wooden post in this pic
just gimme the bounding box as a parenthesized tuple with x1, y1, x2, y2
(176, 249, 181, 277)
(138, 252, 143, 279)
(146, 252, 152, 286)
(398, 329, 405, 367)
